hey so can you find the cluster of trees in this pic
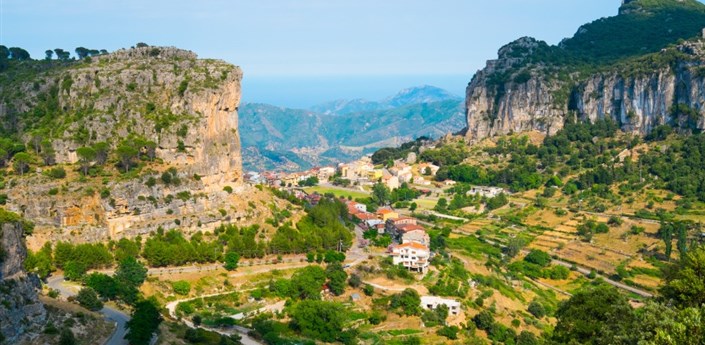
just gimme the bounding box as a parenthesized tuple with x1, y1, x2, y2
(368, 182, 421, 208)
(546, 245, 705, 344)
(370, 136, 431, 165)
(142, 229, 223, 267)
(508, 249, 570, 280)
(657, 219, 696, 260)
(269, 198, 353, 254)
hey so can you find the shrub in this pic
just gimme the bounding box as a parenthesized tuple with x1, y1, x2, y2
(75, 287, 103, 311)
(473, 310, 495, 331)
(524, 249, 552, 267)
(223, 186, 233, 193)
(46, 167, 66, 179)
(437, 326, 459, 340)
(171, 280, 191, 295)
(528, 300, 546, 318)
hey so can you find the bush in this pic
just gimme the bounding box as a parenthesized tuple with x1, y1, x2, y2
(528, 300, 546, 318)
(46, 167, 66, 179)
(524, 249, 552, 267)
(436, 325, 460, 340)
(223, 186, 233, 193)
(171, 280, 191, 295)
(75, 288, 103, 311)
(363, 284, 374, 296)
(473, 310, 495, 331)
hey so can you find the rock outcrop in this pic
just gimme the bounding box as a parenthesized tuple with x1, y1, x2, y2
(464, 39, 705, 141)
(0, 47, 264, 247)
(0, 217, 46, 342)
(463, 0, 705, 141)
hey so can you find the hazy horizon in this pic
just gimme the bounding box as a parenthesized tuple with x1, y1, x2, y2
(1, 0, 644, 107)
(242, 74, 468, 109)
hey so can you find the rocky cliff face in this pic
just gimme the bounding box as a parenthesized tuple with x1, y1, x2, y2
(464, 39, 705, 141)
(0, 219, 46, 343)
(0, 47, 269, 248)
(463, 0, 705, 141)
(20, 46, 243, 184)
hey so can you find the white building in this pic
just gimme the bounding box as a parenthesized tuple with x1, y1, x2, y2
(390, 242, 430, 273)
(420, 296, 461, 315)
(318, 166, 336, 180)
(466, 186, 506, 198)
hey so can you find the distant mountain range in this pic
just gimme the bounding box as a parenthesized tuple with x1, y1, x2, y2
(239, 85, 464, 171)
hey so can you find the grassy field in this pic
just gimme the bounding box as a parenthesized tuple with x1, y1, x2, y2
(303, 186, 370, 199)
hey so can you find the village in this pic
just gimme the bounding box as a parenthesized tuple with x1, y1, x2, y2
(239, 154, 509, 323)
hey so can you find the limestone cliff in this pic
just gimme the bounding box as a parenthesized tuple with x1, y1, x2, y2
(0, 216, 46, 342)
(463, 0, 705, 141)
(2, 46, 242, 184)
(0, 47, 281, 248)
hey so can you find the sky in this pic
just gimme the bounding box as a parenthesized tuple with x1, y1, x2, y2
(1, 0, 624, 107)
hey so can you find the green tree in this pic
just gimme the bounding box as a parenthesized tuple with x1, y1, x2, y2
(84, 273, 118, 299)
(12, 152, 32, 176)
(661, 245, 705, 308)
(125, 298, 162, 345)
(223, 251, 240, 271)
(552, 284, 634, 345)
(372, 182, 391, 206)
(40, 139, 55, 166)
(290, 266, 327, 300)
(506, 237, 525, 258)
(658, 222, 674, 260)
(92, 142, 110, 165)
(524, 249, 552, 267)
(59, 328, 76, 345)
(75, 287, 103, 311)
(390, 288, 421, 316)
(472, 310, 495, 331)
(527, 300, 546, 318)
(63, 260, 87, 281)
(115, 256, 147, 288)
(76, 146, 97, 175)
(326, 262, 348, 296)
(290, 300, 346, 343)
(116, 145, 138, 173)
(45, 49, 54, 60)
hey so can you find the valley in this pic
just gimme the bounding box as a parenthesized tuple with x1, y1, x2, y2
(1, 0, 705, 345)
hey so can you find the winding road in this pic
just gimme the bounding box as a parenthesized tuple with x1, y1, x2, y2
(46, 275, 130, 345)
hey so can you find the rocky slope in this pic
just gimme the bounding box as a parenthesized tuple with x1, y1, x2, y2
(464, 0, 705, 140)
(0, 212, 46, 343)
(0, 47, 289, 249)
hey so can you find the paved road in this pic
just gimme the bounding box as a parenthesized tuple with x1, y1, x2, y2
(46, 276, 130, 345)
(165, 292, 264, 345)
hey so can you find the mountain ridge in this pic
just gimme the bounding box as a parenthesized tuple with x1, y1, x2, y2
(240, 86, 464, 171)
(309, 85, 461, 116)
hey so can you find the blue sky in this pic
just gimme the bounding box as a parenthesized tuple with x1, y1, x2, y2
(3, 0, 627, 107)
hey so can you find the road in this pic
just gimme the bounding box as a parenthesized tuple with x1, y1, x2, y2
(165, 292, 265, 345)
(46, 275, 130, 345)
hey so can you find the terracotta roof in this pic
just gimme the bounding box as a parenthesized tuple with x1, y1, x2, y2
(392, 217, 416, 223)
(356, 213, 378, 220)
(397, 224, 425, 233)
(394, 242, 429, 250)
(378, 209, 395, 215)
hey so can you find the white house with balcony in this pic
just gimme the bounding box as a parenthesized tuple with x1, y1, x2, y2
(390, 242, 430, 273)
